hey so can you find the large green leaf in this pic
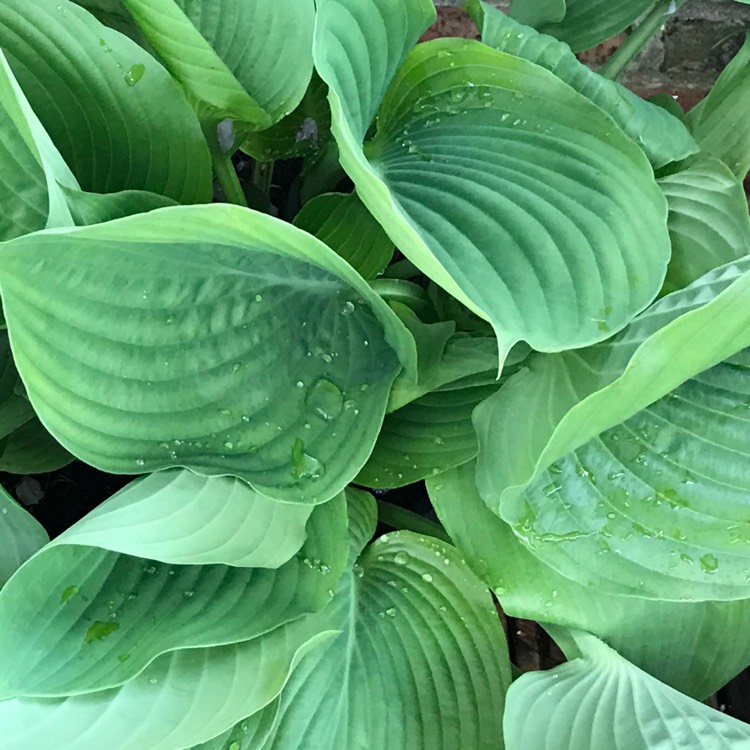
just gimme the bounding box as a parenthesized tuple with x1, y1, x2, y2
(356, 381, 498, 488)
(0, 50, 78, 236)
(122, 0, 315, 130)
(512, 347, 750, 601)
(232, 488, 511, 750)
(475, 259, 750, 600)
(293, 192, 394, 279)
(429, 462, 750, 699)
(688, 34, 750, 181)
(0, 475, 347, 698)
(0, 204, 414, 504)
(317, 30, 670, 361)
(481, 6, 698, 169)
(476, 256, 750, 518)
(53, 469, 314, 568)
(535, 0, 656, 52)
(0, 601, 332, 750)
(314, 0, 435, 143)
(0, 0, 211, 202)
(659, 159, 750, 294)
(0, 487, 48, 588)
(504, 631, 750, 749)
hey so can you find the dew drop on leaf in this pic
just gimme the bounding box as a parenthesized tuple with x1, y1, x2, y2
(84, 621, 120, 644)
(123, 63, 145, 87)
(394, 551, 409, 566)
(306, 378, 344, 422)
(699, 553, 719, 574)
(60, 585, 79, 604)
(421, 573, 433, 583)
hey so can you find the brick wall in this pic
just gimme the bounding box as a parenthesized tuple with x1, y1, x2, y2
(431, 0, 750, 108)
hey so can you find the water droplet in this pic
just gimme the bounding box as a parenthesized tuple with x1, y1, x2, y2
(341, 300, 356, 315)
(385, 607, 397, 618)
(699, 553, 719, 574)
(306, 378, 344, 422)
(84, 621, 120, 644)
(421, 573, 433, 583)
(543, 482, 562, 496)
(296, 381, 305, 388)
(117, 653, 130, 663)
(149, 677, 158, 685)
(123, 63, 145, 86)
(394, 551, 409, 566)
(254, 294, 263, 302)
(290, 438, 325, 480)
(443, 558, 450, 566)
(135, 459, 145, 467)
(60, 585, 79, 603)
(354, 564, 365, 578)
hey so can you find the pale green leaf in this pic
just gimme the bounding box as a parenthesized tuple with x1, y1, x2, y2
(64, 187, 179, 226)
(476, 256, 750, 522)
(0, 614, 331, 750)
(314, 0, 435, 143)
(318, 33, 670, 360)
(688, 34, 750, 181)
(293, 192, 394, 279)
(504, 631, 750, 749)
(0, 486, 347, 698)
(56, 469, 314, 568)
(659, 159, 750, 294)
(0, 0, 211, 202)
(536, 0, 656, 52)
(246, 488, 511, 750)
(512, 346, 750, 600)
(0, 204, 414, 504)
(0, 50, 77, 233)
(429, 462, 750, 699)
(481, 6, 698, 168)
(0, 487, 48, 588)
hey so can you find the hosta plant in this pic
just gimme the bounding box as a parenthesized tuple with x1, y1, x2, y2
(0, 0, 749, 747)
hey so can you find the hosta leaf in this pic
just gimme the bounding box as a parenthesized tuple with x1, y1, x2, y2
(535, 0, 656, 52)
(504, 631, 750, 750)
(293, 192, 394, 279)
(476, 256, 750, 519)
(0, 204, 414, 504)
(512, 347, 750, 600)
(0, 417, 73, 474)
(0, 0, 211, 202)
(481, 6, 698, 168)
(0, 332, 35, 441)
(56, 469, 314, 568)
(0, 612, 331, 750)
(64, 187, 179, 226)
(0, 50, 78, 236)
(0, 487, 48, 588)
(429, 462, 750, 699)
(356, 382, 498, 488)
(688, 34, 750, 180)
(241, 73, 331, 162)
(659, 159, 750, 293)
(243, 488, 511, 750)
(317, 30, 670, 360)
(314, 0, 435, 143)
(508, 0, 566, 26)
(0, 480, 347, 698)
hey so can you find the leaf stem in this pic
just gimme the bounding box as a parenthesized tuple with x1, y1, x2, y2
(252, 160, 275, 199)
(203, 121, 248, 207)
(377, 500, 452, 543)
(599, 0, 689, 81)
